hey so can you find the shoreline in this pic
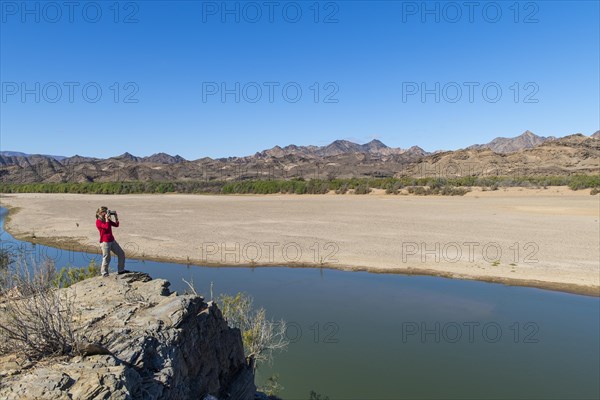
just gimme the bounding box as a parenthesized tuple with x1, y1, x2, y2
(4, 222, 599, 298)
(1, 192, 598, 297)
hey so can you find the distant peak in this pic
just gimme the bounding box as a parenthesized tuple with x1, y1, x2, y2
(521, 130, 537, 137)
(114, 152, 140, 161)
(331, 139, 353, 145)
(365, 139, 387, 146)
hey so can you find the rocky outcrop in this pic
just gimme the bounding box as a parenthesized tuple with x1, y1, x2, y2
(0, 273, 255, 400)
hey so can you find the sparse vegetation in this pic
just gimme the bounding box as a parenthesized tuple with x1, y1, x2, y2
(0, 248, 11, 270)
(0, 249, 12, 289)
(1, 174, 598, 195)
(335, 183, 349, 194)
(353, 183, 371, 195)
(52, 260, 99, 288)
(0, 258, 84, 360)
(260, 374, 284, 397)
(407, 186, 427, 195)
(567, 175, 600, 191)
(407, 185, 470, 196)
(218, 292, 289, 372)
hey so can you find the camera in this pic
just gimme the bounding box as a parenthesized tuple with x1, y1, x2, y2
(107, 210, 117, 216)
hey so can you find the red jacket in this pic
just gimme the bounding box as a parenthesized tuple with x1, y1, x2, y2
(96, 219, 119, 243)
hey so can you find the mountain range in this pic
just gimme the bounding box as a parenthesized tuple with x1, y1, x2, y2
(2, 130, 597, 163)
(252, 139, 428, 159)
(0, 131, 598, 184)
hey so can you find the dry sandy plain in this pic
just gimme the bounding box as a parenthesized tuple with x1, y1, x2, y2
(1, 188, 599, 296)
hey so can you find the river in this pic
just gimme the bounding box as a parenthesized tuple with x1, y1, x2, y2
(0, 207, 598, 399)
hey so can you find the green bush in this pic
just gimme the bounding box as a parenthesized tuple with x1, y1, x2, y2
(353, 183, 372, 194)
(408, 186, 427, 195)
(52, 260, 99, 288)
(335, 183, 349, 194)
(568, 175, 600, 190)
(440, 186, 470, 196)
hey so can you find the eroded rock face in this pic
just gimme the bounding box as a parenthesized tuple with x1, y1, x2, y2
(0, 272, 255, 400)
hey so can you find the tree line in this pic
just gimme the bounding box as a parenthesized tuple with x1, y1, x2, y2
(0, 175, 598, 195)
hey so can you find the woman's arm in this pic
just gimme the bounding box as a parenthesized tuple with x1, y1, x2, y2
(110, 212, 119, 227)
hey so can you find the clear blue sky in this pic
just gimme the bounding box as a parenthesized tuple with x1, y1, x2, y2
(1, 0, 598, 159)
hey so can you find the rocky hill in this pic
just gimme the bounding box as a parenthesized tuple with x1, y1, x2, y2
(0, 133, 598, 184)
(467, 130, 555, 153)
(467, 131, 556, 154)
(0, 273, 256, 400)
(406, 134, 599, 177)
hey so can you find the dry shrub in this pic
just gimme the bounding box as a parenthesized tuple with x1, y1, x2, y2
(0, 258, 82, 360)
(218, 292, 288, 372)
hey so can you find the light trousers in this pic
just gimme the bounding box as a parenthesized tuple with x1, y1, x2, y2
(100, 240, 126, 275)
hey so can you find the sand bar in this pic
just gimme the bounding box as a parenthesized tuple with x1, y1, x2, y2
(1, 189, 599, 296)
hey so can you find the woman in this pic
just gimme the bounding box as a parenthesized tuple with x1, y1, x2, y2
(95, 206, 129, 277)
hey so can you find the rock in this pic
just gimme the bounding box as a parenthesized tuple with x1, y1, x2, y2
(0, 273, 255, 400)
(79, 342, 112, 357)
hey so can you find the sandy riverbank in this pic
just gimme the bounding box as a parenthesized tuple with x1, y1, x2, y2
(1, 189, 599, 296)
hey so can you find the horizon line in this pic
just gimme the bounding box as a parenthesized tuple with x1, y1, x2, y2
(1, 129, 598, 160)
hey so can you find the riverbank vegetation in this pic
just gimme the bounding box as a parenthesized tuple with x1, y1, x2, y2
(217, 292, 289, 372)
(1, 175, 598, 196)
(0, 259, 83, 359)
